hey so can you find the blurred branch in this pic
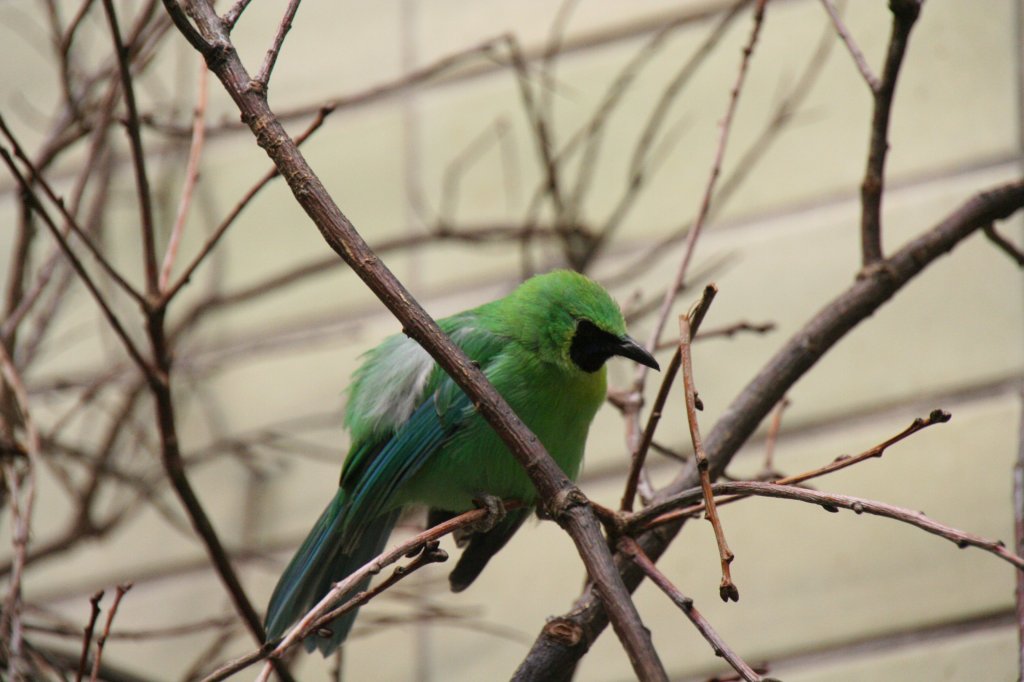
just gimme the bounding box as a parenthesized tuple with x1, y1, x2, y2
(100, 0, 160, 293)
(74, 590, 104, 682)
(158, 57, 208, 292)
(0, 343, 42, 679)
(983, 224, 1024, 266)
(820, 0, 879, 91)
(1015, 393, 1024, 679)
(87, 583, 132, 682)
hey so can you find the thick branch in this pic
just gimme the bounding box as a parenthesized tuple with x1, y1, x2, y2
(515, 179, 1024, 677)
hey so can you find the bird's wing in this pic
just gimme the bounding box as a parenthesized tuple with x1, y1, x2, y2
(336, 317, 506, 549)
(337, 383, 471, 550)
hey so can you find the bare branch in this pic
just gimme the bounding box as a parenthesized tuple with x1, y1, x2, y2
(859, 0, 922, 266)
(619, 538, 769, 682)
(252, 0, 302, 93)
(0, 146, 152, 375)
(222, 0, 253, 31)
(1015, 393, 1024, 679)
(679, 314, 738, 602)
(159, 56, 208, 292)
(0, 115, 146, 308)
(984, 224, 1024, 265)
(820, 0, 880, 91)
(631, 409, 953, 530)
(642, 0, 768, 359)
(646, 481, 1024, 571)
(0, 342, 42, 679)
(621, 284, 717, 512)
(74, 590, 104, 682)
(162, 103, 335, 304)
(88, 583, 132, 682)
(101, 0, 160, 294)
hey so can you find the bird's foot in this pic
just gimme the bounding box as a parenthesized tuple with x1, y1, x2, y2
(453, 494, 507, 546)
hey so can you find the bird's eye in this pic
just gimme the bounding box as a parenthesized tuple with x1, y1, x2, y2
(569, 319, 617, 372)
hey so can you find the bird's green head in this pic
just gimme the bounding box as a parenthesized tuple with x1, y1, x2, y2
(499, 270, 659, 374)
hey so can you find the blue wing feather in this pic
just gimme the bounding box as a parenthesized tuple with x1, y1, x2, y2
(339, 384, 473, 551)
(266, 321, 500, 654)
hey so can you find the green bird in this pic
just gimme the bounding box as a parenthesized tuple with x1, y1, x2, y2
(264, 269, 659, 653)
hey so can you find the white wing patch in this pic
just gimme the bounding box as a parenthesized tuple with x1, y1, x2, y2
(355, 334, 435, 432)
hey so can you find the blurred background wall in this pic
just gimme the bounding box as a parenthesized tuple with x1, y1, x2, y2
(0, 1, 1022, 680)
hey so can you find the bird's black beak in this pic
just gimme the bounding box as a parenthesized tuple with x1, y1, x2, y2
(613, 335, 660, 371)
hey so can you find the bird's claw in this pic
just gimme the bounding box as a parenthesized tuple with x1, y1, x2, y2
(453, 494, 507, 546)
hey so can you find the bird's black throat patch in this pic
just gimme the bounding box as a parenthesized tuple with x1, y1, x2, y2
(569, 319, 621, 373)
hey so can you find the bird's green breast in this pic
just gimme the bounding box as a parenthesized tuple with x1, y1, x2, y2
(394, 358, 607, 512)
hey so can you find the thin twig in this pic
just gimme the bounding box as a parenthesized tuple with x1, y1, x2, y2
(0, 114, 146, 308)
(819, 0, 880, 91)
(0, 148, 153, 383)
(74, 590, 104, 682)
(88, 583, 132, 682)
(983, 224, 1024, 265)
(631, 409, 953, 530)
(621, 284, 717, 511)
(161, 103, 335, 304)
(1015, 392, 1024, 679)
(619, 538, 767, 682)
(642, 480, 1024, 571)
(760, 397, 790, 478)
(0, 343, 42, 680)
(641, 0, 768, 359)
(859, 0, 922, 266)
(615, 1, 770, 505)
(504, 35, 567, 223)
(584, 2, 746, 265)
(159, 56, 208, 291)
(222, 0, 253, 30)
(679, 314, 738, 602)
(240, 505, 516, 682)
(101, 0, 159, 294)
(252, 0, 302, 93)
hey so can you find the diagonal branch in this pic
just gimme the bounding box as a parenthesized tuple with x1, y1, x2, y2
(619, 538, 768, 682)
(101, 0, 160, 294)
(515, 179, 1024, 678)
(820, 0, 880, 91)
(251, 0, 302, 93)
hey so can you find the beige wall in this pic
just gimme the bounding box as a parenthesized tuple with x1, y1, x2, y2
(1, 1, 1022, 680)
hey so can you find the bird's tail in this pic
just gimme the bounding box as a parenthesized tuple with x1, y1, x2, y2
(264, 488, 399, 655)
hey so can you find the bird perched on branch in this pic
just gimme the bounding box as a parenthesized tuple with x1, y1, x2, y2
(264, 269, 659, 653)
